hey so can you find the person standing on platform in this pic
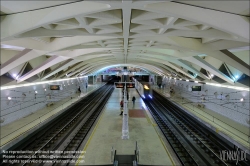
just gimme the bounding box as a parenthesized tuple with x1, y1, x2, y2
(78, 86, 81, 93)
(85, 82, 88, 92)
(120, 99, 124, 115)
(132, 96, 136, 106)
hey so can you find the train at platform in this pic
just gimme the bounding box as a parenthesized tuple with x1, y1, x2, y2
(132, 78, 153, 99)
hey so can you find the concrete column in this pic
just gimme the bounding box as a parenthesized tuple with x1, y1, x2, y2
(122, 83, 129, 139)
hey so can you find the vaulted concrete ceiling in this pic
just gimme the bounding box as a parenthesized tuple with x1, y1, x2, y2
(0, 1, 249, 87)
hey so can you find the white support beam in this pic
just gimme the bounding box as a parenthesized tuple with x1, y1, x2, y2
(58, 57, 115, 78)
(128, 57, 194, 79)
(42, 24, 55, 30)
(75, 16, 95, 34)
(98, 40, 105, 47)
(0, 49, 43, 75)
(41, 59, 78, 80)
(1, 1, 111, 41)
(146, 2, 249, 41)
(207, 50, 250, 76)
(175, 59, 209, 80)
(17, 56, 68, 83)
(56, 61, 86, 78)
(186, 56, 235, 84)
(122, 1, 132, 57)
(158, 17, 178, 34)
(146, 40, 154, 47)
(68, 60, 116, 77)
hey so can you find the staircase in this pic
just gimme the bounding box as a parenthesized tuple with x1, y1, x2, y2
(111, 142, 139, 166)
(115, 154, 136, 166)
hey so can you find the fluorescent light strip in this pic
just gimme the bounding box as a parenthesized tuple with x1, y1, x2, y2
(176, 79, 249, 91)
(205, 82, 249, 91)
(1, 76, 87, 90)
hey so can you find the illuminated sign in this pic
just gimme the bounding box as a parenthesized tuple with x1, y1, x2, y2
(50, 85, 61, 90)
(126, 83, 135, 88)
(115, 83, 124, 88)
(115, 82, 135, 88)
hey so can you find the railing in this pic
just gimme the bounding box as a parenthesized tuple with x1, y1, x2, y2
(153, 86, 250, 147)
(113, 150, 118, 166)
(111, 142, 139, 166)
(0, 84, 105, 148)
(135, 141, 139, 163)
(0, 96, 74, 147)
(111, 146, 115, 162)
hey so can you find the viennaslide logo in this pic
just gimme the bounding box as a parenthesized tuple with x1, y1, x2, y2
(219, 147, 248, 165)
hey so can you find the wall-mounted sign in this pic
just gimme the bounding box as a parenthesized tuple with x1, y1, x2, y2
(192, 86, 201, 91)
(50, 85, 61, 90)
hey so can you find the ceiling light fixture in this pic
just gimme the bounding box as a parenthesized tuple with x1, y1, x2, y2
(8, 97, 12, 100)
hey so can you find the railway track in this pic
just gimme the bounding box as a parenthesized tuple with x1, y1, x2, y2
(2, 84, 114, 166)
(142, 90, 249, 166)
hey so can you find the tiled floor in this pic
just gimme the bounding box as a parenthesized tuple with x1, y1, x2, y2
(77, 88, 176, 166)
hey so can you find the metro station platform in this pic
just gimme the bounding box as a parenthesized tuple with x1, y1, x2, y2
(0, 83, 105, 150)
(77, 88, 178, 166)
(153, 87, 250, 153)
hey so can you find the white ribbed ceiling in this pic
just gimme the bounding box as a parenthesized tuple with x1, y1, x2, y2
(0, 0, 249, 87)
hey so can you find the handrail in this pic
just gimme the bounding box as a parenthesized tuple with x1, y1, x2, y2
(113, 150, 118, 166)
(135, 141, 139, 163)
(111, 146, 114, 162)
(0, 97, 73, 146)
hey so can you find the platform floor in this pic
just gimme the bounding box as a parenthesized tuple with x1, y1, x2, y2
(77, 88, 177, 166)
(153, 87, 250, 153)
(0, 83, 104, 149)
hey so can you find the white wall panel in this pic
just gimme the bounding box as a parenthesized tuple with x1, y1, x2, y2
(167, 79, 249, 126)
(0, 77, 88, 126)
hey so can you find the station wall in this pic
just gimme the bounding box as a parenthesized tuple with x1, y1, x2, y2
(163, 77, 249, 126)
(0, 77, 88, 126)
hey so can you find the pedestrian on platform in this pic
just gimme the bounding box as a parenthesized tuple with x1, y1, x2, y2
(78, 86, 81, 93)
(132, 96, 136, 106)
(120, 99, 124, 115)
